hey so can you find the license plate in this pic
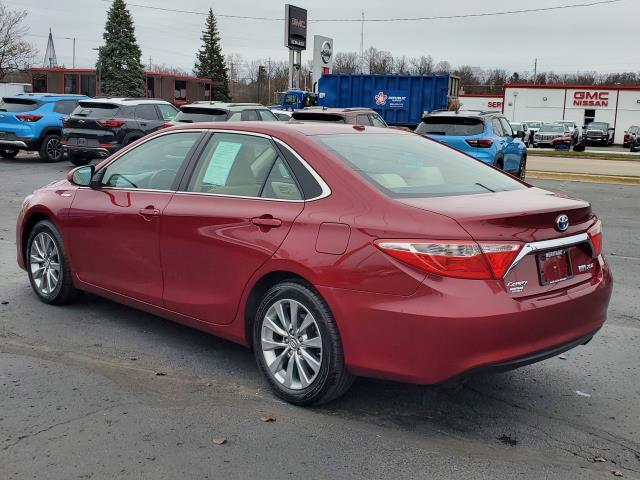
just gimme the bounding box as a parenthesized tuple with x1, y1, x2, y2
(77, 138, 87, 146)
(538, 249, 572, 285)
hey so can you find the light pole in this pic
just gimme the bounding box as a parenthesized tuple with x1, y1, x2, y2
(512, 91, 519, 121)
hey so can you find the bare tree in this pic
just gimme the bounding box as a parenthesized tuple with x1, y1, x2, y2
(409, 55, 433, 75)
(0, 2, 36, 79)
(434, 60, 451, 74)
(333, 52, 360, 73)
(149, 63, 189, 76)
(394, 55, 409, 74)
(364, 47, 393, 74)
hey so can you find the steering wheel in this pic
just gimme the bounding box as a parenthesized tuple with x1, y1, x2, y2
(147, 169, 176, 190)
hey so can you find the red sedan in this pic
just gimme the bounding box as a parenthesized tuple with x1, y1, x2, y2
(16, 122, 612, 405)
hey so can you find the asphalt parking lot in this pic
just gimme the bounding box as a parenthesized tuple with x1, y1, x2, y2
(1, 155, 639, 479)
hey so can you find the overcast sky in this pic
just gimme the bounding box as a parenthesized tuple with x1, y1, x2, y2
(6, 0, 638, 75)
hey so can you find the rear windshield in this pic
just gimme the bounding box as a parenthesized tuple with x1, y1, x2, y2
(415, 116, 484, 136)
(291, 112, 346, 123)
(315, 133, 526, 198)
(539, 124, 564, 133)
(526, 121, 541, 128)
(174, 107, 228, 123)
(0, 98, 40, 112)
(73, 102, 120, 118)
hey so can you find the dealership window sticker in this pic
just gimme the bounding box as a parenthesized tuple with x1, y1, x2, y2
(203, 141, 243, 186)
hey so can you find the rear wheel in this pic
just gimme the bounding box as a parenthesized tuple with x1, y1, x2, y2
(517, 155, 527, 179)
(0, 146, 19, 159)
(68, 152, 90, 166)
(26, 220, 80, 305)
(253, 281, 354, 406)
(39, 134, 63, 162)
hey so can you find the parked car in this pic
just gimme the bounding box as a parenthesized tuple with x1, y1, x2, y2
(523, 120, 543, 145)
(509, 122, 531, 146)
(0, 93, 87, 162)
(416, 110, 527, 178)
(630, 133, 640, 152)
(172, 102, 280, 124)
(16, 122, 612, 405)
(62, 97, 179, 166)
(271, 109, 293, 121)
(583, 121, 615, 146)
(533, 123, 572, 148)
(291, 107, 388, 127)
(623, 125, 639, 148)
(557, 120, 580, 144)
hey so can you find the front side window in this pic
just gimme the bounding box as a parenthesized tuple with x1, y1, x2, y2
(258, 109, 278, 121)
(101, 132, 201, 190)
(186, 133, 300, 200)
(157, 103, 179, 121)
(370, 114, 387, 127)
(356, 114, 372, 126)
(499, 118, 513, 136)
(492, 118, 505, 136)
(315, 133, 526, 198)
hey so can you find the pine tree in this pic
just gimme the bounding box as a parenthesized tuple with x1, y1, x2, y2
(97, 0, 146, 97)
(194, 9, 230, 102)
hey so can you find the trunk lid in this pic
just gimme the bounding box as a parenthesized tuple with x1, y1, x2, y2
(63, 102, 123, 143)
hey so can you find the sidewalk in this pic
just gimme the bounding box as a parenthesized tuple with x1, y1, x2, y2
(527, 156, 640, 184)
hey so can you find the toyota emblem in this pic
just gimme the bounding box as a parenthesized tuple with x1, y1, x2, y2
(555, 214, 569, 232)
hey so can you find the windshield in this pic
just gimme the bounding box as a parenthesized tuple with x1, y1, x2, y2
(539, 124, 565, 133)
(526, 121, 541, 128)
(587, 122, 608, 130)
(283, 94, 298, 106)
(0, 98, 40, 112)
(315, 133, 526, 198)
(416, 117, 484, 136)
(174, 108, 228, 123)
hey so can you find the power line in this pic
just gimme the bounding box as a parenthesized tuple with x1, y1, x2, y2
(97, 0, 623, 22)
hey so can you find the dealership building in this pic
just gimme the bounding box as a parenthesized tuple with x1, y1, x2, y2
(460, 86, 640, 144)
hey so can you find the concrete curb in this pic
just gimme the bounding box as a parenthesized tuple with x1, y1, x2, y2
(528, 152, 640, 162)
(527, 170, 640, 185)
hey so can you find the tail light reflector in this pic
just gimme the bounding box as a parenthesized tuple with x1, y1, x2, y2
(587, 220, 603, 257)
(161, 122, 173, 129)
(374, 240, 522, 280)
(465, 138, 493, 148)
(98, 119, 126, 128)
(16, 114, 43, 122)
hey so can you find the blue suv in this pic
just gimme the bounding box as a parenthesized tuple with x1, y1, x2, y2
(0, 94, 88, 162)
(415, 110, 528, 179)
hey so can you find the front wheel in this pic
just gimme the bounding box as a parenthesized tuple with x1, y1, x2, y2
(0, 146, 19, 159)
(517, 156, 527, 179)
(253, 281, 354, 406)
(26, 220, 80, 304)
(39, 134, 63, 162)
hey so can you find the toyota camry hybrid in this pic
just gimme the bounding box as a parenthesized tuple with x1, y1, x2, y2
(16, 122, 612, 405)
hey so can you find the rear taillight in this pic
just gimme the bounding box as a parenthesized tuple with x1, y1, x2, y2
(16, 114, 42, 122)
(374, 240, 522, 280)
(98, 119, 126, 128)
(465, 138, 493, 148)
(588, 220, 603, 257)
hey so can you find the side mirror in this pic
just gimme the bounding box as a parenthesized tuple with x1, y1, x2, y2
(67, 165, 95, 187)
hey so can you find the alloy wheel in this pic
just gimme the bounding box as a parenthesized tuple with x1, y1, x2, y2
(46, 137, 63, 161)
(29, 232, 61, 296)
(260, 299, 323, 390)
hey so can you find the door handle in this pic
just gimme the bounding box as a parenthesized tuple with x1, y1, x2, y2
(251, 215, 282, 229)
(139, 206, 160, 219)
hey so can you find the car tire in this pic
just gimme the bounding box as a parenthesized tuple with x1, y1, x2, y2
(26, 220, 80, 305)
(39, 134, 64, 162)
(517, 155, 527, 179)
(253, 280, 354, 406)
(0, 146, 19, 159)
(68, 153, 90, 166)
(496, 158, 504, 170)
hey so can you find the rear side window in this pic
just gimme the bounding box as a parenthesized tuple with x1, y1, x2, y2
(175, 107, 228, 123)
(54, 100, 79, 115)
(135, 104, 160, 120)
(0, 98, 40, 112)
(315, 133, 526, 198)
(73, 102, 120, 118)
(416, 117, 484, 136)
(240, 110, 259, 121)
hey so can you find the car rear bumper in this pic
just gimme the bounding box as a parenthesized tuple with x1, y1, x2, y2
(318, 255, 613, 385)
(63, 144, 119, 159)
(0, 140, 28, 148)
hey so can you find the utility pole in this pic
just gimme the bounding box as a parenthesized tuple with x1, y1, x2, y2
(360, 10, 365, 74)
(268, 57, 271, 105)
(533, 58, 537, 83)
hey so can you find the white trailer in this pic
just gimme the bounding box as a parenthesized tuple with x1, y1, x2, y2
(0, 83, 32, 97)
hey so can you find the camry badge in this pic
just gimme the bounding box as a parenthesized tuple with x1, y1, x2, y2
(555, 214, 569, 232)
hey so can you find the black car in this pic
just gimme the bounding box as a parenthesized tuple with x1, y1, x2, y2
(623, 125, 639, 148)
(62, 97, 179, 165)
(583, 121, 615, 146)
(171, 102, 279, 123)
(630, 132, 640, 153)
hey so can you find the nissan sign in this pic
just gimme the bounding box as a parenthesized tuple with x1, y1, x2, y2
(573, 91, 609, 107)
(320, 41, 332, 64)
(312, 36, 334, 88)
(285, 4, 307, 50)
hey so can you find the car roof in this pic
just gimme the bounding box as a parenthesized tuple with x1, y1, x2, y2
(426, 109, 502, 119)
(4, 93, 88, 102)
(300, 107, 375, 114)
(85, 97, 174, 106)
(182, 102, 270, 112)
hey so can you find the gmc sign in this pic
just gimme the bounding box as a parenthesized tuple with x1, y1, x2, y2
(573, 91, 609, 107)
(284, 4, 307, 50)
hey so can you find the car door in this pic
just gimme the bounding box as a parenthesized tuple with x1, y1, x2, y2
(160, 132, 305, 324)
(65, 131, 204, 305)
(498, 117, 522, 172)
